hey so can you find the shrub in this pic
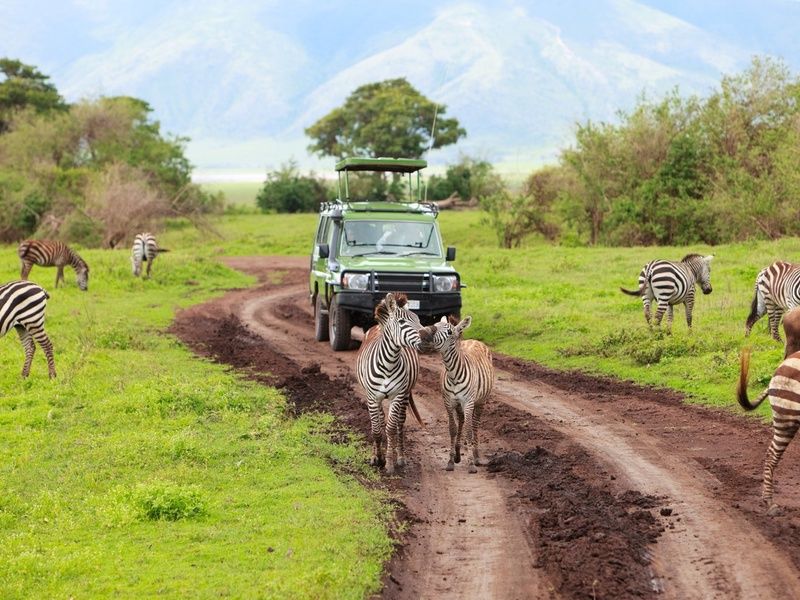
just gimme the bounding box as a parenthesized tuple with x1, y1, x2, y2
(256, 161, 331, 213)
(134, 482, 206, 521)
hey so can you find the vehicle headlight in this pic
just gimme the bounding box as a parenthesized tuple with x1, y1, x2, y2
(432, 275, 458, 292)
(342, 273, 370, 290)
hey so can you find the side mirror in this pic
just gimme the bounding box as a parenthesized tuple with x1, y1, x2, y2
(446, 246, 456, 261)
(318, 243, 329, 259)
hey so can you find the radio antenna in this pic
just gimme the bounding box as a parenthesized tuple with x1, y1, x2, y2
(424, 66, 449, 202)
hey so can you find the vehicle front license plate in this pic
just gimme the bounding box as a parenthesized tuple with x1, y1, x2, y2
(407, 299, 420, 310)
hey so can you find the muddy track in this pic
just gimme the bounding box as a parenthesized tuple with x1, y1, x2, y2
(172, 257, 800, 599)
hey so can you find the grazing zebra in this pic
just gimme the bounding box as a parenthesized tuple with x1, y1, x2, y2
(0, 281, 56, 379)
(745, 261, 800, 342)
(738, 347, 800, 511)
(18, 240, 89, 291)
(620, 254, 714, 331)
(421, 315, 494, 473)
(355, 292, 424, 475)
(131, 233, 168, 278)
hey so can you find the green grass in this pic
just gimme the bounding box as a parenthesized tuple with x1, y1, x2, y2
(173, 210, 790, 418)
(0, 246, 392, 598)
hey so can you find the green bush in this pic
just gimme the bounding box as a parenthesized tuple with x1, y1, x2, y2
(256, 161, 331, 213)
(134, 482, 206, 521)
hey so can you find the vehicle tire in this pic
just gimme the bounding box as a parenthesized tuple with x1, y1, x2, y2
(314, 293, 329, 342)
(329, 294, 352, 351)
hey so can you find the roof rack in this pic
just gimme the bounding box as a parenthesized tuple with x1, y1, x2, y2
(335, 157, 427, 173)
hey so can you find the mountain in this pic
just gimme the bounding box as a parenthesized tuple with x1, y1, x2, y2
(2, 0, 799, 172)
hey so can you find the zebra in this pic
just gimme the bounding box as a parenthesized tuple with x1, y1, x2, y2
(0, 281, 56, 379)
(355, 292, 425, 475)
(18, 240, 89, 291)
(738, 347, 800, 511)
(131, 233, 168, 278)
(745, 261, 800, 342)
(620, 254, 714, 331)
(420, 315, 494, 473)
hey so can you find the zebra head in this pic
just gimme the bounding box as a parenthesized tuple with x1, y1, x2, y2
(77, 265, 89, 291)
(683, 254, 713, 295)
(375, 293, 422, 350)
(421, 315, 472, 354)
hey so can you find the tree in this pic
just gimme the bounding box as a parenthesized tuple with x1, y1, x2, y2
(256, 161, 331, 213)
(305, 78, 465, 159)
(427, 156, 499, 201)
(0, 58, 67, 133)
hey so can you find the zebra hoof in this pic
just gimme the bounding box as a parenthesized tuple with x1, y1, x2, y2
(445, 461, 454, 471)
(468, 465, 477, 474)
(385, 463, 395, 476)
(396, 457, 406, 468)
(766, 503, 783, 516)
(454, 448, 461, 464)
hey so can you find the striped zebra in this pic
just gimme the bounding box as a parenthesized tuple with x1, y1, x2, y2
(18, 240, 89, 291)
(0, 281, 56, 379)
(620, 254, 714, 331)
(738, 347, 800, 510)
(356, 292, 425, 475)
(131, 233, 168, 278)
(421, 315, 494, 473)
(745, 261, 800, 342)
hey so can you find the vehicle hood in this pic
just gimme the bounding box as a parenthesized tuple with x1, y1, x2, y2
(338, 255, 455, 272)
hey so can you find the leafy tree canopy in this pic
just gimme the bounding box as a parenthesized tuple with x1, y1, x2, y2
(0, 58, 67, 133)
(305, 78, 466, 159)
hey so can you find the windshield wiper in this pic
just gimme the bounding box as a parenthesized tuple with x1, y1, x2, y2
(397, 251, 439, 257)
(351, 251, 397, 257)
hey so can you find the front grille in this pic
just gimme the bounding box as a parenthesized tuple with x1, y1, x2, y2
(372, 272, 429, 292)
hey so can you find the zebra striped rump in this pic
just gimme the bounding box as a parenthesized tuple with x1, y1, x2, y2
(0, 280, 56, 379)
(738, 347, 800, 509)
(745, 261, 800, 341)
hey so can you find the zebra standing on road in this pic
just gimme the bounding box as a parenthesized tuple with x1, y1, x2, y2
(0, 281, 56, 379)
(355, 292, 424, 475)
(131, 233, 167, 278)
(18, 240, 89, 291)
(620, 254, 714, 331)
(421, 315, 494, 473)
(738, 347, 800, 511)
(745, 261, 800, 342)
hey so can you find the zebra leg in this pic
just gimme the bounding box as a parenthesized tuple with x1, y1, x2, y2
(472, 402, 485, 467)
(56, 266, 64, 288)
(454, 402, 465, 464)
(653, 302, 668, 329)
(15, 325, 35, 378)
(395, 397, 408, 468)
(367, 400, 385, 468)
(463, 401, 478, 474)
(20, 261, 32, 280)
(146, 259, 153, 278)
(767, 306, 783, 342)
(445, 398, 458, 471)
(29, 326, 56, 379)
(666, 304, 674, 333)
(642, 296, 651, 326)
(384, 400, 405, 475)
(761, 416, 800, 510)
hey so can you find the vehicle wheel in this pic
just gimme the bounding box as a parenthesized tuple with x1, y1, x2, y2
(329, 295, 352, 351)
(314, 293, 329, 342)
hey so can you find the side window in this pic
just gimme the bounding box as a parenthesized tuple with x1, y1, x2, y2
(324, 219, 334, 244)
(316, 217, 328, 244)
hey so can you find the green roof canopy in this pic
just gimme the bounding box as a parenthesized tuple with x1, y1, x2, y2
(335, 157, 427, 173)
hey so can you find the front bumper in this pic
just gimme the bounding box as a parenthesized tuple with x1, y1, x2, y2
(335, 290, 461, 318)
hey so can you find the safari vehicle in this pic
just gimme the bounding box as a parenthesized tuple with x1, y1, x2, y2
(309, 157, 462, 351)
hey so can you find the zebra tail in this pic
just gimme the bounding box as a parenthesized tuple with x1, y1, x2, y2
(407, 392, 424, 427)
(17, 241, 31, 259)
(745, 291, 760, 333)
(156, 248, 171, 253)
(737, 347, 769, 411)
(620, 286, 644, 296)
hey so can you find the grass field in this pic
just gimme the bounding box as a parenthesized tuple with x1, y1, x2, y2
(0, 246, 392, 598)
(165, 210, 791, 417)
(200, 181, 262, 208)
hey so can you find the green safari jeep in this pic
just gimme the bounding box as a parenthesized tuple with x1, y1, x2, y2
(309, 157, 462, 351)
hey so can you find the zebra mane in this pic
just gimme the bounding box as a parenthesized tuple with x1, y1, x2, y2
(374, 293, 408, 322)
(447, 314, 459, 326)
(681, 253, 703, 262)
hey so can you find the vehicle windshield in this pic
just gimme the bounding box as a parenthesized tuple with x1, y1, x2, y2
(339, 220, 442, 257)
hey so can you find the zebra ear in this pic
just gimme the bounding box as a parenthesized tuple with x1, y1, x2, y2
(456, 315, 472, 335)
(703, 255, 714, 262)
(385, 293, 397, 312)
(439, 316, 448, 324)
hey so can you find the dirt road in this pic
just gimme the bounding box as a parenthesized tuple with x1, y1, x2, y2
(172, 257, 800, 599)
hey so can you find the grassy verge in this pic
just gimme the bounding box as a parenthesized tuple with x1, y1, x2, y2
(174, 211, 792, 417)
(0, 246, 392, 598)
